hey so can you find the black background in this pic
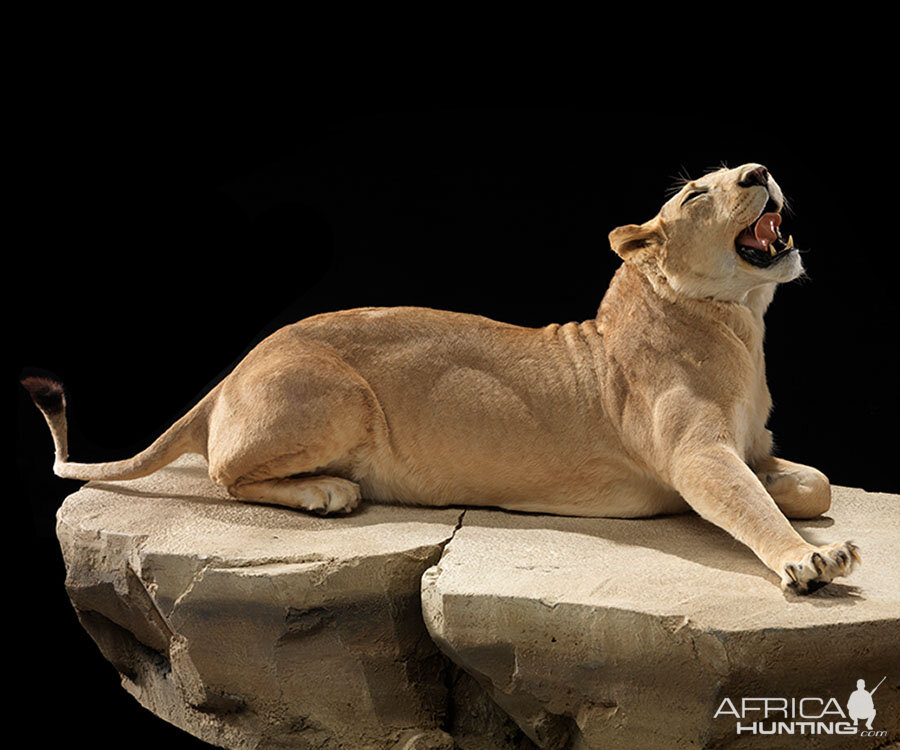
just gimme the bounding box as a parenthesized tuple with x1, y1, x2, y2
(12, 72, 898, 747)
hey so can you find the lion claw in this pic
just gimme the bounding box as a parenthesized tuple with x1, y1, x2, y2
(781, 541, 860, 594)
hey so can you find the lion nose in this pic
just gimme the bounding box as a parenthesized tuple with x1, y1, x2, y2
(738, 165, 769, 188)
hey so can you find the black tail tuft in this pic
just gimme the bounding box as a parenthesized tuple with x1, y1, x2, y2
(20, 369, 66, 415)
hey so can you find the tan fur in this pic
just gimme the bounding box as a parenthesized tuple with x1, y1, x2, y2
(27, 163, 859, 593)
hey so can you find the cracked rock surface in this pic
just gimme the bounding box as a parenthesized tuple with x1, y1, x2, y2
(56, 455, 899, 749)
(57, 454, 470, 749)
(421, 488, 900, 749)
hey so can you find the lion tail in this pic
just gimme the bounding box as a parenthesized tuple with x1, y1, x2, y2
(21, 372, 210, 482)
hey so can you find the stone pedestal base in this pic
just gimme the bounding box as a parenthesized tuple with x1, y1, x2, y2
(56, 455, 899, 748)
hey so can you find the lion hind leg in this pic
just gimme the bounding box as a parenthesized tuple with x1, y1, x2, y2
(229, 474, 362, 515)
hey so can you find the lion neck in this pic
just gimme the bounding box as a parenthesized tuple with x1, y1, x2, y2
(599, 261, 770, 353)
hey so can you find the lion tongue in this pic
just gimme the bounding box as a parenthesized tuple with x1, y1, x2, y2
(737, 212, 782, 251)
(755, 212, 782, 248)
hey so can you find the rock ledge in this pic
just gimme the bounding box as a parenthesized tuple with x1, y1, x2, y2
(56, 455, 899, 749)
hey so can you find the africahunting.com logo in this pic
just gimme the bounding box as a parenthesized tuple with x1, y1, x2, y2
(714, 676, 888, 738)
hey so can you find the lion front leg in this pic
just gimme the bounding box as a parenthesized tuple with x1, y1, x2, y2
(752, 455, 832, 519)
(670, 444, 860, 593)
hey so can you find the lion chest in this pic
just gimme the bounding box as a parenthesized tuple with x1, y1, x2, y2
(731, 351, 773, 461)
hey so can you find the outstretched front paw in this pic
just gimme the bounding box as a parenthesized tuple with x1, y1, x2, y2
(781, 541, 861, 594)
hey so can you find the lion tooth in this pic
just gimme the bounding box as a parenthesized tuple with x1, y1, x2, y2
(787, 234, 794, 248)
(770, 245, 777, 256)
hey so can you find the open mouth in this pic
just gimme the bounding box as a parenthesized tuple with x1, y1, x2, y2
(735, 197, 796, 268)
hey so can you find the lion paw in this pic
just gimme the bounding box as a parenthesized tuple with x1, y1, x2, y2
(231, 475, 362, 515)
(780, 541, 861, 594)
(298, 477, 362, 515)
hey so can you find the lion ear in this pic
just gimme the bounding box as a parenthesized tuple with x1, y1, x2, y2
(608, 219, 665, 260)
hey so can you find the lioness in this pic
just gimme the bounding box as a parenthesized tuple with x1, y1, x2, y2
(23, 163, 859, 594)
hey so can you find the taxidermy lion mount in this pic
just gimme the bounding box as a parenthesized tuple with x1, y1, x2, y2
(23, 163, 859, 594)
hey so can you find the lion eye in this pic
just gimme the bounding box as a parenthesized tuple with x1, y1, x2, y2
(681, 189, 708, 206)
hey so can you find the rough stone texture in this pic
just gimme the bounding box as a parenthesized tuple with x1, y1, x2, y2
(56, 454, 468, 749)
(421, 487, 900, 749)
(56, 455, 899, 749)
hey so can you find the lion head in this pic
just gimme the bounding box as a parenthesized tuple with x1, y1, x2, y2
(608, 163, 803, 303)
